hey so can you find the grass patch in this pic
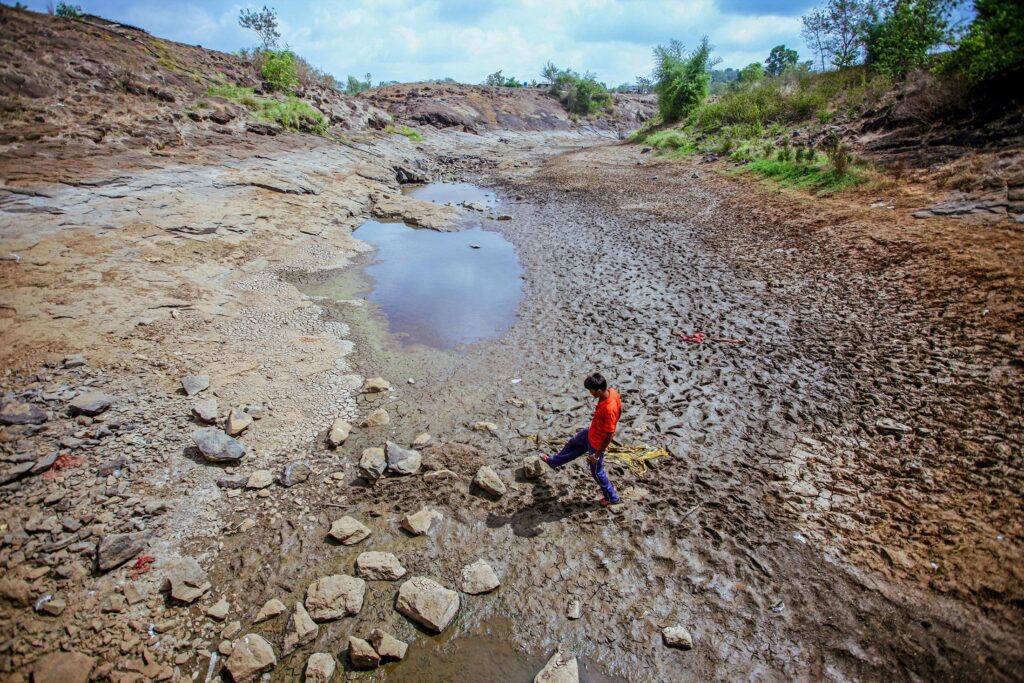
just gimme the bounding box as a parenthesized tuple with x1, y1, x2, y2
(642, 128, 698, 154)
(203, 84, 326, 135)
(385, 124, 423, 142)
(737, 158, 864, 194)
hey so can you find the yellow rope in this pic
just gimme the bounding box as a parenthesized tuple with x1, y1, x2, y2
(527, 435, 669, 477)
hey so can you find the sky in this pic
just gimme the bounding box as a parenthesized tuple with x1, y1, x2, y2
(22, 0, 825, 85)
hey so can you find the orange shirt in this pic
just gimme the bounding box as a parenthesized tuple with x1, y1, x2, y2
(588, 388, 621, 451)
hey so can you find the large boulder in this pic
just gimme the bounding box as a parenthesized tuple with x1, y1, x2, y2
(401, 507, 442, 536)
(356, 551, 406, 581)
(369, 628, 408, 661)
(304, 575, 366, 621)
(328, 517, 371, 545)
(68, 391, 112, 416)
(31, 651, 94, 683)
(460, 559, 500, 594)
(386, 442, 422, 475)
(96, 534, 144, 572)
(192, 427, 246, 463)
(304, 653, 336, 683)
(359, 447, 386, 482)
(0, 401, 48, 425)
(327, 418, 351, 448)
(225, 633, 276, 682)
(395, 576, 460, 633)
(348, 636, 380, 669)
(534, 649, 579, 683)
(473, 466, 507, 496)
(282, 601, 318, 655)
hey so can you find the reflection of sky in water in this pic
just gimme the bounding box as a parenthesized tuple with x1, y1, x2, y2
(407, 182, 497, 208)
(355, 220, 523, 349)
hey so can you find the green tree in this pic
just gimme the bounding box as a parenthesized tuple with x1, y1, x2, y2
(765, 45, 799, 76)
(239, 5, 280, 51)
(55, 2, 83, 19)
(653, 37, 714, 122)
(823, 0, 873, 68)
(738, 62, 765, 83)
(802, 8, 831, 71)
(940, 0, 1024, 83)
(867, 0, 950, 78)
(541, 61, 560, 83)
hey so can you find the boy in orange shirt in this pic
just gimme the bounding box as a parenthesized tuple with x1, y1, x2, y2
(542, 372, 621, 506)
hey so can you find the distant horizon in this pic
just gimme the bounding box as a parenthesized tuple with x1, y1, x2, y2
(16, 0, 837, 86)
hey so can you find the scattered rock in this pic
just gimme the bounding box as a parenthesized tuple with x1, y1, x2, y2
(191, 398, 218, 423)
(349, 636, 381, 669)
(396, 576, 460, 633)
(461, 559, 500, 594)
(356, 551, 407, 581)
(369, 628, 408, 661)
(471, 421, 498, 434)
(876, 418, 911, 435)
(469, 243, 481, 249)
(181, 374, 210, 396)
(662, 625, 693, 650)
(412, 432, 431, 447)
(362, 377, 390, 393)
(207, 598, 230, 620)
(535, 648, 579, 683)
(327, 418, 351, 448)
(96, 534, 144, 572)
(244, 404, 266, 419)
(279, 460, 312, 487)
(304, 575, 366, 621)
(0, 577, 33, 606)
(225, 633, 276, 683)
(165, 556, 211, 604)
(362, 408, 390, 427)
(223, 621, 242, 639)
(254, 598, 287, 623)
(473, 466, 507, 497)
(402, 507, 442, 536)
(31, 651, 95, 683)
(282, 601, 319, 655)
(246, 470, 274, 489)
(62, 353, 87, 368)
(566, 598, 582, 620)
(68, 391, 112, 416)
(226, 408, 253, 436)
(497, 214, 513, 220)
(328, 516, 371, 545)
(386, 441, 422, 475)
(0, 400, 48, 425)
(304, 653, 336, 683)
(192, 427, 246, 463)
(359, 447, 387, 482)
(40, 598, 66, 616)
(523, 455, 546, 479)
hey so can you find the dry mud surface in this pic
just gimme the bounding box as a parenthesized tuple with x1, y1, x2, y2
(0, 129, 1021, 683)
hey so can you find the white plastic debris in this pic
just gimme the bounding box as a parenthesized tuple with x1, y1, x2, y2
(34, 594, 52, 611)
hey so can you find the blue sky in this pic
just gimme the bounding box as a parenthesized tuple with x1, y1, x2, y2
(23, 1, 822, 84)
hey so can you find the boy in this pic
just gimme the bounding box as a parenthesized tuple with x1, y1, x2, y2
(542, 372, 621, 506)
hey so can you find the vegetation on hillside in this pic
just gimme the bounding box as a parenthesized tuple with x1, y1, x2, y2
(540, 61, 614, 116)
(205, 83, 327, 135)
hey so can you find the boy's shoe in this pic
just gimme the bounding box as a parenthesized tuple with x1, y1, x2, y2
(598, 497, 620, 507)
(540, 454, 551, 464)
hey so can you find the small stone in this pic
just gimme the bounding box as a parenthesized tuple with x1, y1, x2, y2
(62, 354, 87, 368)
(282, 601, 319, 655)
(96, 534, 144, 572)
(207, 598, 230, 620)
(222, 620, 242, 639)
(181, 374, 210, 396)
(356, 551, 407, 581)
(305, 653, 336, 683)
(412, 432, 431, 447)
(362, 377, 390, 393)
(402, 507, 442, 536)
(254, 598, 286, 623)
(662, 625, 693, 650)
(328, 517, 371, 545)
(219, 640, 234, 656)
(523, 456, 546, 479)
(461, 559, 500, 594)
(165, 556, 211, 604)
(473, 466, 507, 497)
(497, 214, 513, 220)
(535, 649, 579, 683)
(362, 408, 390, 427)
(279, 460, 312, 487)
(32, 651, 95, 683)
(0, 401, 48, 426)
(396, 576, 460, 633)
(224, 633, 276, 683)
(68, 391, 113, 416)
(566, 598, 582, 620)
(368, 628, 407, 661)
(327, 418, 351, 447)
(304, 575, 366, 621)
(41, 598, 66, 616)
(192, 427, 246, 463)
(359, 447, 386, 482)
(348, 636, 380, 669)
(246, 470, 274, 489)
(875, 418, 911, 435)
(244, 404, 266, 419)
(226, 408, 253, 436)
(191, 399, 218, 424)
(471, 421, 498, 434)
(386, 441, 422, 475)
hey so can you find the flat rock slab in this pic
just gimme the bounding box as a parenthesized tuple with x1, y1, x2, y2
(535, 650, 579, 683)
(473, 465, 507, 496)
(369, 628, 408, 661)
(329, 516, 371, 545)
(192, 427, 246, 463)
(0, 401, 48, 425)
(32, 651, 95, 683)
(395, 576, 460, 633)
(356, 551, 407, 581)
(461, 559, 500, 594)
(402, 507, 442, 536)
(191, 398, 218, 423)
(181, 374, 210, 396)
(386, 441, 422, 475)
(68, 391, 112, 416)
(96, 533, 144, 572)
(225, 633, 276, 683)
(349, 636, 380, 669)
(165, 556, 211, 604)
(662, 625, 693, 650)
(305, 574, 366, 621)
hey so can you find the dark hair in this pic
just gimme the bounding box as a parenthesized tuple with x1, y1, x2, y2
(584, 372, 607, 392)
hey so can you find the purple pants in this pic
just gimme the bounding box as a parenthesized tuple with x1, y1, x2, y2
(546, 428, 620, 503)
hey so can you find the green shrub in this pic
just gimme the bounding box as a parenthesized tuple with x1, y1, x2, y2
(261, 50, 299, 92)
(820, 131, 853, 175)
(55, 2, 84, 19)
(548, 70, 613, 116)
(938, 0, 1024, 83)
(653, 37, 713, 123)
(739, 159, 864, 193)
(203, 84, 326, 135)
(644, 129, 697, 154)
